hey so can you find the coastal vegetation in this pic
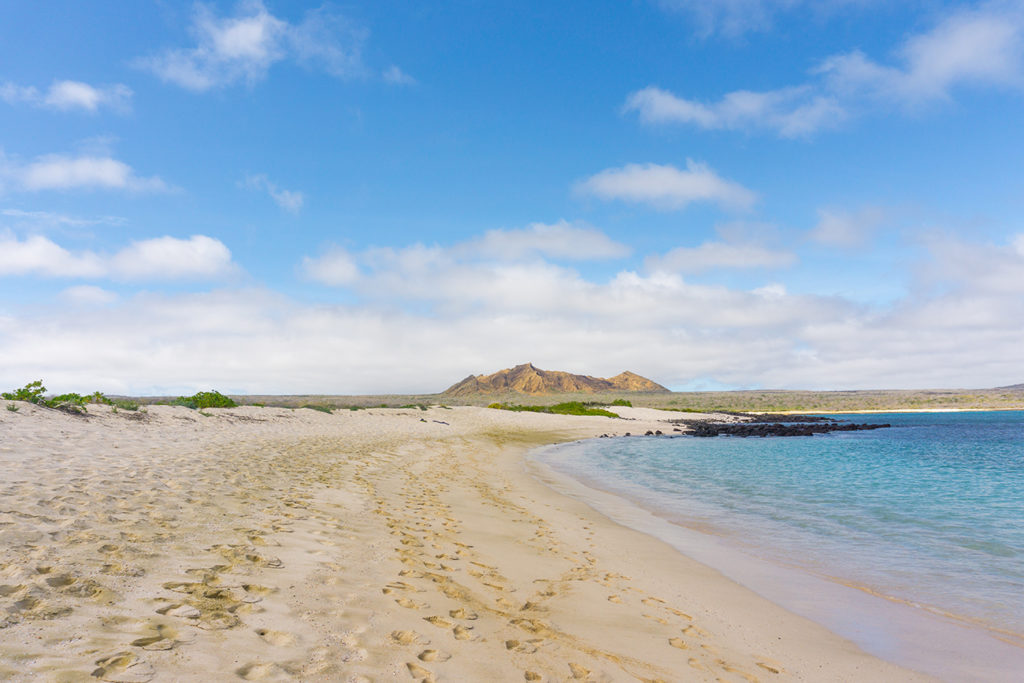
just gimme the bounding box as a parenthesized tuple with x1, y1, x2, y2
(168, 390, 238, 410)
(487, 401, 619, 417)
(1, 380, 109, 414)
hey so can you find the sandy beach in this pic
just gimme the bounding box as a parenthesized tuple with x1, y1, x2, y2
(0, 402, 927, 682)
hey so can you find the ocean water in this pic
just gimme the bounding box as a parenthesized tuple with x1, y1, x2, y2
(535, 411, 1024, 655)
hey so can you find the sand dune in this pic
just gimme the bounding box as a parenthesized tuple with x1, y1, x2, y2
(0, 402, 923, 681)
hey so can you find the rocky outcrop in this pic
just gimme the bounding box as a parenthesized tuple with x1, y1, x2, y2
(442, 363, 669, 396)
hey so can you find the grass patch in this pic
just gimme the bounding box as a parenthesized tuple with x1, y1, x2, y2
(302, 404, 334, 414)
(113, 399, 139, 411)
(487, 401, 619, 418)
(610, 398, 632, 407)
(6, 403, 18, 412)
(398, 404, 429, 411)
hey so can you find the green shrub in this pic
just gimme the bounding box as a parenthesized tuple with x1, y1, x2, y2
(2, 380, 47, 404)
(610, 398, 632, 407)
(172, 390, 237, 410)
(487, 401, 619, 418)
(6, 403, 18, 412)
(113, 399, 139, 411)
(47, 393, 88, 414)
(303, 404, 334, 414)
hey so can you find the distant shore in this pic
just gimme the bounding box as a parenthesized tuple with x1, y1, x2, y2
(0, 402, 924, 681)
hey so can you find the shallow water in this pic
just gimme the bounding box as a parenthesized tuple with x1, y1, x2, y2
(538, 411, 1024, 638)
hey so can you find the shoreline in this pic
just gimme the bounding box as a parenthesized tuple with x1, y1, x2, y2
(753, 408, 1024, 415)
(1, 403, 931, 681)
(529, 439, 1024, 682)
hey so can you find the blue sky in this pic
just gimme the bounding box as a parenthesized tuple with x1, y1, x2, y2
(2, 0, 1024, 394)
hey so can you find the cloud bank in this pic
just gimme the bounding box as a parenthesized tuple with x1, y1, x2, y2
(1, 153, 171, 193)
(0, 233, 234, 280)
(3, 225, 1024, 394)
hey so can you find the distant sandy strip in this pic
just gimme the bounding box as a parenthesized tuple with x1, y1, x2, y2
(0, 403, 926, 682)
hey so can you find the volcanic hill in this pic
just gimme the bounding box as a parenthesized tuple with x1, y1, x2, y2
(442, 363, 669, 396)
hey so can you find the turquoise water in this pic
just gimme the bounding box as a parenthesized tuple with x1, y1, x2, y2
(539, 411, 1024, 636)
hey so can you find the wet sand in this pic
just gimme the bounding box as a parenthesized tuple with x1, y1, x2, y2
(0, 402, 925, 682)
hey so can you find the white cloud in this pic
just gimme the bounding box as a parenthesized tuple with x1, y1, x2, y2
(61, 285, 118, 305)
(576, 161, 757, 211)
(0, 233, 105, 278)
(138, 1, 366, 91)
(301, 247, 360, 286)
(464, 220, 630, 261)
(303, 221, 631, 289)
(1, 208, 126, 228)
(2, 154, 171, 193)
(646, 241, 796, 273)
(0, 233, 234, 281)
(810, 207, 885, 247)
(383, 65, 416, 85)
(631, 3, 1024, 136)
(1, 80, 132, 113)
(919, 232, 1024, 296)
(241, 174, 304, 212)
(654, 0, 875, 38)
(817, 4, 1024, 104)
(109, 235, 235, 280)
(624, 86, 845, 138)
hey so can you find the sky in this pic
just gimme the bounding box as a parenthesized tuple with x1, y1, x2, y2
(2, 0, 1024, 395)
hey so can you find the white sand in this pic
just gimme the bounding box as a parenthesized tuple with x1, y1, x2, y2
(0, 402, 926, 682)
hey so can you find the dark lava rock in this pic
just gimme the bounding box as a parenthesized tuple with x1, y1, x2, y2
(688, 421, 890, 438)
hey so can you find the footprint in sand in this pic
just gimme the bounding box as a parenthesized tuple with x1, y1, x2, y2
(448, 608, 477, 620)
(156, 603, 200, 620)
(196, 610, 240, 630)
(568, 662, 591, 679)
(256, 628, 298, 646)
(423, 616, 453, 628)
(417, 649, 451, 662)
(130, 635, 175, 651)
(235, 661, 295, 681)
(524, 672, 542, 681)
(394, 597, 425, 610)
(452, 625, 474, 641)
(390, 630, 426, 645)
(505, 639, 539, 654)
(405, 661, 434, 681)
(668, 637, 688, 650)
(91, 652, 155, 683)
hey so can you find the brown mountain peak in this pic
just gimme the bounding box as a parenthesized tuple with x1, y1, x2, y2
(442, 363, 669, 396)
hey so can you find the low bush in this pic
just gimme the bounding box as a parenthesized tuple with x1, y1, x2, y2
(487, 401, 619, 418)
(1, 382, 90, 414)
(1, 380, 47, 404)
(303, 404, 334, 414)
(610, 398, 632, 407)
(171, 390, 237, 410)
